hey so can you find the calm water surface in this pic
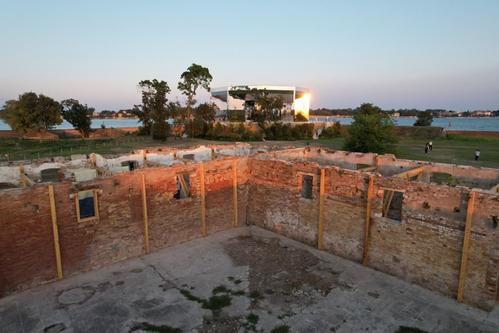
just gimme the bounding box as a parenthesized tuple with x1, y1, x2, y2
(309, 116, 499, 132)
(0, 117, 498, 132)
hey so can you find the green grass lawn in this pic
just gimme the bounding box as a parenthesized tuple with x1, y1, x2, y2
(1, 134, 498, 169)
(310, 135, 499, 168)
(0, 136, 169, 161)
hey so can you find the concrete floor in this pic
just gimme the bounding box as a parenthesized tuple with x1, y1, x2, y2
(1, 227, 498, 333)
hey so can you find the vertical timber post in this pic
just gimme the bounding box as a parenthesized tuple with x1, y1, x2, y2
(199, 163, 207, 236)
(457, 191, 476, 303)
(232, 160, 238, 227)
(141, 173, 150, 254)
(48, 185, 63, 279)
(318, 168, 326, 250)
(362, 175, 375, 266)
(19, 164, 26, 187)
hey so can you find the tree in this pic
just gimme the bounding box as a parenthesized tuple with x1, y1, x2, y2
(252, 89, 284, 122)
(61, 99, 93, 138)
(194, 103, 216, 122)
(136, 79, 171, 139)
(178, 64, 213, 136)
(413, 111, 433, 126)
(0, 92, 62, 133)
(344, 103, 397, 154)
(228, 87, 284, 123)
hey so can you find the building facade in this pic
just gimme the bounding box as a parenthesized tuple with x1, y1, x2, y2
(211, 85, 311, 120)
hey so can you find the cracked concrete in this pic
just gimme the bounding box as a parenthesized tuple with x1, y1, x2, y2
(0, 226, 497, 333)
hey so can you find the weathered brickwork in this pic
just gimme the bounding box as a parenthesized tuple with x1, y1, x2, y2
(0, 157, 248, 296)
(248, 152, 499, 310)
(0, 148, 497, 311)
(0, 185, 56, 294)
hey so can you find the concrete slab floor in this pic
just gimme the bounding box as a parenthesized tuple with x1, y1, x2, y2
(0, 226, 498, 333)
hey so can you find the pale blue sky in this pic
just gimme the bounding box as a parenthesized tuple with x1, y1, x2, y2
(1, 0, 498, 110)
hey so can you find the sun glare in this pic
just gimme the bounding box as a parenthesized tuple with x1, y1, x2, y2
(294, 93, 311, 120)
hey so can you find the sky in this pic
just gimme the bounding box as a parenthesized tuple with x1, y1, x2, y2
(1, 0, 499, 111)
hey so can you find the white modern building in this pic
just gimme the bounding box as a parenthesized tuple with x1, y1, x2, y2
(211, 85, 311, 120)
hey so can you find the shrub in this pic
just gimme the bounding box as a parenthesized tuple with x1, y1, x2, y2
(320, 122, 342, 138)
(190, 118, 210, 138)
(344, 103, 397, 153)
(294, 113, 308, 122)
(263, 123, 314, 140)
(151, 122, 170, 141)
(227, 110, 245, 122)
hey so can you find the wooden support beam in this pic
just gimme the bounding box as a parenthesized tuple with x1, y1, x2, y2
(90, 153, 97, 168)
(19, 164, 26, 187)
(48, 185, 63, 279)
(178, 174, 190, 198)
(382, 190, 395, 217)
(457, 191, 476, 303)
(232, 160, 238, 227)
(362, 175, 375, 266)
(394, 166, 425, 180)
(141, 173, 150, 254)
(358, 165, 377, 172)
(199, 163, 207, 236)
(19, 164, 34, 187)
(317, 168, 326, 250)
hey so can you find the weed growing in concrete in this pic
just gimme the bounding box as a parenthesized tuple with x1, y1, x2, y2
(271, 324, 290, 333)
(202, 294, 232, 312)
(249, 290, 263, 300)
(212, 285, 230, 294)
(179, 289, 203, 303)
(179, 287, 232, 315)
(395, 326, 428, 333)
(129, 322, 181, 333)
(227, 276, 242, 284)
(242, 313, 259, 331)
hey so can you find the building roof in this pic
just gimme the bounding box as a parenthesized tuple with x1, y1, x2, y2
(211, 85, 309, 102)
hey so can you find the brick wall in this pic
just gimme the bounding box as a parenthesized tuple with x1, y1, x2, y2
(0, 153, 497, 310)
(0, 157, 247, 296)
(247, 157, 498, 310)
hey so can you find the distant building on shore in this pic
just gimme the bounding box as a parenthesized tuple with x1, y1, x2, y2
(211, 85, 310, 120)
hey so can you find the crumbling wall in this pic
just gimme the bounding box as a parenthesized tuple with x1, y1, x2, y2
(247, 158, 320, 246)
(0, 156, 248, 296)
(144, 165, 203, 250)
(247, 157, 499, 310)
(0, 149, 497, 311)
(426, 163, 499, 189)
(0, 186, 56, 294)
(322, 168, 368, 262)
(266, 147, 377, 169)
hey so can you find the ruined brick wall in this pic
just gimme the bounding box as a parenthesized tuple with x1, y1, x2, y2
(0, 157, 248, 296)
(247, 158, 320, 246)
(0, 186, 57, 294)
(322, 168, 369, 262)
(247, 157, 499, 310)
(0, 152, 497, 310)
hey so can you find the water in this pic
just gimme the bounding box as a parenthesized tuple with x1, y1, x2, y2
(0, 116, 498, 132)
(309, 116, 499, 132)
(0, 118, 141, 131)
